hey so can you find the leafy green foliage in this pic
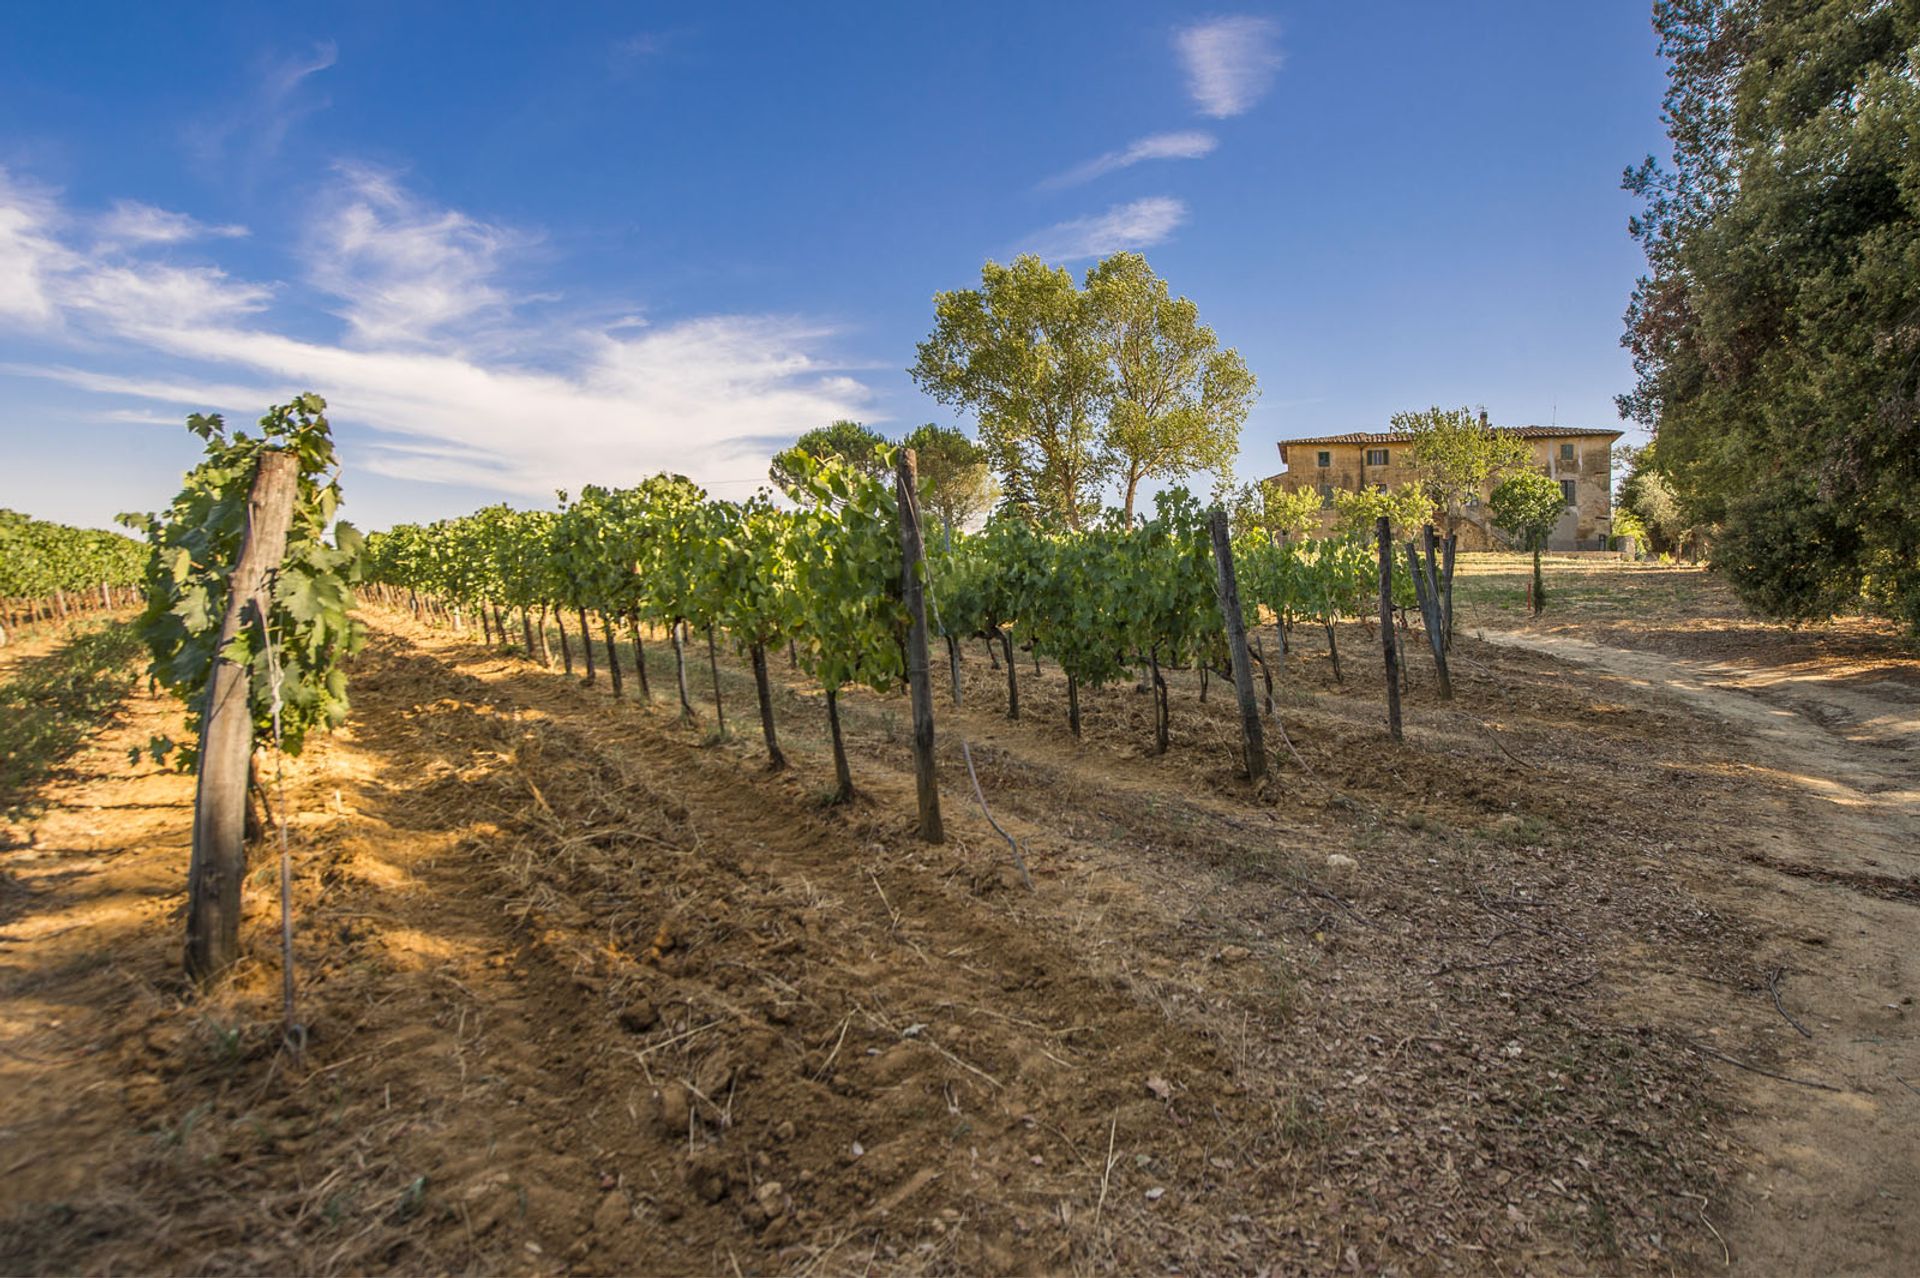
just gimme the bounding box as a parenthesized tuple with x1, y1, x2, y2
(1488, 470, 1566, 552)
(1623, 0, 1920, 626)
(1396, 406, 1528, 532)
(1086, 251, 1257, 522)
(902, 423, 997, 541)
(912, 252, 1255, 529)
(1330, 483, 1431, 543)
(127, 395, 366, 768)
(0, 509, 145, 601)
(768, 421, 889, 499)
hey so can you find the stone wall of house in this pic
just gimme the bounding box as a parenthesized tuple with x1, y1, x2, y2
(1272, 433, 1616, 550)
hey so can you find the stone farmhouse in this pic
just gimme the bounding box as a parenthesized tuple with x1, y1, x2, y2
(1267, 425, 1624, 551)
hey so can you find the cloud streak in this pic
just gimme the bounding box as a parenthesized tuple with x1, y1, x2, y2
(1176, 17, 1283, 118)
(95, 201, 247, 247)
(1041, 130, 1217, 189)
(1021, 196, 1187, 261)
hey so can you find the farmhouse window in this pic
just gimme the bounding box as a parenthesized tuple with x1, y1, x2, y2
(1316, 450, 1331, 467)
(1365, 448, 1389, 466)
(1559, 443, 1575, 461)
(1559, 479, 1577, 506)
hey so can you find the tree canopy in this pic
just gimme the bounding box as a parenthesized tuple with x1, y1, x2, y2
(768, 421, 889, 498)
(911, 252, 1255, 529)
(902, 422, 997, 540)
(1397, 406, 1529, 534)
(1086, 252, 1256, 523)
(1622, 0, 1920, 626)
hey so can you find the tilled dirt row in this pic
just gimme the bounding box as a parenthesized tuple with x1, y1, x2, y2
(2, 611, 1768, 1274)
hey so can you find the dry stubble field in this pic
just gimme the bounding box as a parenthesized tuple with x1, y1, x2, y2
(2, 556, 1915, 1275)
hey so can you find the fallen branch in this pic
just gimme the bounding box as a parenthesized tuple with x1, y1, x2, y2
(1678, 1036, 1845, 1093)
(1767, 966, 1813, 1039)
(961, 739, 1034, 892)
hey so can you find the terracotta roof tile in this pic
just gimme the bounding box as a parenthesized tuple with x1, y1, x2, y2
(1278, 425, 1621, 447)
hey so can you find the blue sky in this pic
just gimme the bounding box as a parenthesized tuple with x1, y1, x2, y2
(0, 3, 1669, 531)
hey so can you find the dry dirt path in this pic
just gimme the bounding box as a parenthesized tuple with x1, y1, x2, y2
(1481, 629, 1920, 1277)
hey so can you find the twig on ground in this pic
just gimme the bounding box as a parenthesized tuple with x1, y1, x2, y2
(1678, 1036, 1845, 1093)
(961, 739, 1034, 892)
(1093, 1111, 1119, 1233)
(1690, 1194, 1730, 1267)
(1767, 966, 1813, 1039)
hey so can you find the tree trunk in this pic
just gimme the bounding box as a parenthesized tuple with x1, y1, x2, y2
(1208, 507, 1265, 782)
(672, 621, 695, 722)
(894, 448, 943, 842)
(985, 635, 1000, 670)
(603, 614, 624, 698)
(537, 606, 554, 667)
(479, 604, 492, 645)
(946, 633, 962, 706)
(1532, 546, 1545, 615)
(521, 607, 535, 658)
(1406, 534, 1453, 701)
(186, 449, 297, 984)
(1067, 673, 1081, 738)
(706, 625, 726, 735)
(579, 608, 597, 684)
(1324, 620, 1342, 683)
(1001, 627, 1019, 720)
(1199, 661, 1208, 703)
(558, 609, 574, 674)
(825, 687, 853, 803)
(1253, 636, 1274, 715)
(1149, 647, 1170, 754)
(751, 642, 785, 769)
(630, 616, 653, 701)
(1376, 517, 1403, 742)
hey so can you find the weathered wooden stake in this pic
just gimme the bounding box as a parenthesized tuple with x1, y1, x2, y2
(603, 614, 624, 698)
(1208, 508, 1266, 782)
(629, 616, 653, 701)
(1407, 527, 1453, 700)
(579, 608, 598, 684)
(1376, 516, 1403, 743)
(185, 449, 298, 983)
(706, 624, 726, 733)
(750, 642, 785, 769)
(1441, 533, 1457, 650)
(895, 449, 944, 843)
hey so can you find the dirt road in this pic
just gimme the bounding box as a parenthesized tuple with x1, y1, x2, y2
(1482, 628, 1920, 1277)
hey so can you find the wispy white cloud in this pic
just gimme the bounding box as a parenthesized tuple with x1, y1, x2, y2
(305, 164, 529, 347)
(1022, 196, 1188, 261)
(95, 200, 247, 247)
(1041, 131, 1218, 189)
(0, 168, 875, 504)
(1175, 17, 1283, 118)
(186, 40, 338, 174)
(0, 168, 71, 325)
(68, 264, 273, 331)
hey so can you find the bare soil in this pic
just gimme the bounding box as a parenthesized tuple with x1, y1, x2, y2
(2, 573, 1914, 1275)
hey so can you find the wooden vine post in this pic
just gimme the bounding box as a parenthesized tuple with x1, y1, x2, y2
(1207, 508, 1266, 782)
(186, 449, 298, 982)
(895, 449, 945, 843)
(1376, 516, 1403, 742)
(1405, 525, 1453, 700)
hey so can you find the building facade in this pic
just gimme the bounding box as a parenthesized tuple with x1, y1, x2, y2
(1268, 426, 1623, 551)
